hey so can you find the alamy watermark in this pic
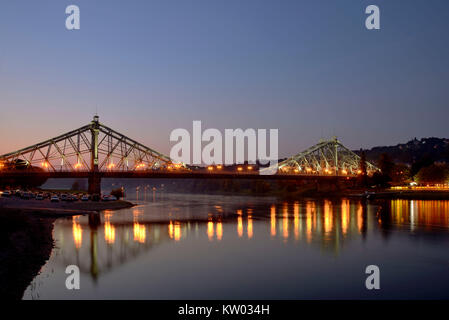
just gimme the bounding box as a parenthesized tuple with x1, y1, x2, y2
(170, 121, 279, 175)
(65, 5, 379, 31)
(365, 265, 380, 290)
(65, 265, 80, 290)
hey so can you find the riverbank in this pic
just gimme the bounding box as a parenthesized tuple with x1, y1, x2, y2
(0, 197, 135, 215)
(0, 209, 55, 299)
(349, 190, 449, 200)
(0, 198, 135, 299)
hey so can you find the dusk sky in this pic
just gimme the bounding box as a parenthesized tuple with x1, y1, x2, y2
(1, 0, 448, 158)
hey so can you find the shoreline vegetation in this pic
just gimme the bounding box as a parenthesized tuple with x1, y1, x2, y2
(0, 199, 134, 300)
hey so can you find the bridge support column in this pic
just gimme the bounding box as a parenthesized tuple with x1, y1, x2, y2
(88, 172, 101, 195)
(88, 115, 101, 195)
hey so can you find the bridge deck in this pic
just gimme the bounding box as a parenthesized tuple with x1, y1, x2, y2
(0, 170, 356, 181)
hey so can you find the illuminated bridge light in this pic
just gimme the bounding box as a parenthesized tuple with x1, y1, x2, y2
(207, 166, 214, 171)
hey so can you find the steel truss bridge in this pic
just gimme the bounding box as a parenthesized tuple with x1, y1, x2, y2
(0, 116, 378, 192)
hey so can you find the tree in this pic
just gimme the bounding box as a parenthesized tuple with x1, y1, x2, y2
(372, 153, 395, 187)
(71, 181, 80, 191)
(391, 163, 411, 184)
(415, 164, 449, 184)
(110, 188, 124, 199)
(359, 149, 367, 186)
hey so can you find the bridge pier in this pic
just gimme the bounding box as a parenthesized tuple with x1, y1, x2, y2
(88, 173, 101, 195)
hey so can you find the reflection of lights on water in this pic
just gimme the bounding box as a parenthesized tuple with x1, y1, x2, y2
(72, 216, 82, 249)
(207, 220, 214, 241)
(390, 200, 449, 229)
(306, 202, 313, 243)
(247, 216, 253, 239)
(216, 222, 223, 241)
(324, 200, 332, 233)
(174, 222, 181, 241)
(357, 202, 363, 233)
(270, 205, 276, 237)
(294, 202, 299, 240)
(283, 203, 289, 239)
(104, 213, 115, 244)
(133, 222, 146, 243)
(410, 201, 416, 231)
(168, 221, 174, 239)
(341, 200, 349, 235)
(237, 210, 243, 238)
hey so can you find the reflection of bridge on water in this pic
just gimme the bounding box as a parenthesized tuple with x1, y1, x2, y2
(54, 199, 449, 280)
(54, 200, 380, 280)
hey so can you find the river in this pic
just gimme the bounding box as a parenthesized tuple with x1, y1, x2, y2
(23, 192, 449, 299)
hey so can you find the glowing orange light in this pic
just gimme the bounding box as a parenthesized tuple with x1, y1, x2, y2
(324, 200, 332, 233)
(104, 213, 116, 244)
(237, 215, 243, 238)
(237, 167, 243, 172)
(174, 222, 181, 241)
(294, 202, 299, 240)
(342, 169, 348, 175)
(72, 216, 82, 249)
(247, 166, 253, 171)
(74, 162, 82, 169)
(107, 163, 115, 170)
(283, 203, 289, 239)
(306, 201, 313, 243)
(41, 162, 49, 168)
(133, 222, 146, 243)
(247, 216, 253, 239)
(207, 166, 214, 171)
(216, 165, 222, 169)
(168, 221, 174, 239)
(216, 222, 223, 241)
(341, 199, 349, 235)
(270, 205, 276, 237)
(207, 220, 214, 241)
(136, 163, 146, 169)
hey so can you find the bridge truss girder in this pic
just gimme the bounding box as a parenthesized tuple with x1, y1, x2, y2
(278, 137, 378, 175)
(0, 116, 173, 172)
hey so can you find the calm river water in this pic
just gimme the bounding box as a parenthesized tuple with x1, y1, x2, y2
(23, 191, 449, 299)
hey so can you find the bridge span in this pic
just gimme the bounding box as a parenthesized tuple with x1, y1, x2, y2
(0, 116, 376, 193)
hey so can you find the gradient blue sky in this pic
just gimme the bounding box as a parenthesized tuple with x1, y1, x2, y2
(1, 0, 448, 157)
